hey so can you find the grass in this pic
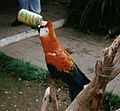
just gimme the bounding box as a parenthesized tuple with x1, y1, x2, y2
(0, 51, 49, 82)
(102, 92, 120, 111)
(0, 51, 120, 110)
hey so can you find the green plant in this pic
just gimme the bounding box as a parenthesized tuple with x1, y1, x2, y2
(0, 51, 49, 82)
(66, 0, 120, 35)
(0, 51, 68, 87)
(102, 92, 120, 111)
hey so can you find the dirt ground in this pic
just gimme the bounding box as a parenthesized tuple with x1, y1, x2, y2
(0, 72, 70, 111)
(0, 27, 120, 111)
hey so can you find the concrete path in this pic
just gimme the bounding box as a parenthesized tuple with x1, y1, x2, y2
(0, 19, 65, 47)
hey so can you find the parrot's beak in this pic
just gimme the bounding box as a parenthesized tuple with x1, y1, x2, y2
(40, 21, 47, 26)
(38, 21, 49, 37)
(38, 21, 47, 33)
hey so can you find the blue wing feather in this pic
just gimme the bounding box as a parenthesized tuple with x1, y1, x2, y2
(47, 62, 90, 101)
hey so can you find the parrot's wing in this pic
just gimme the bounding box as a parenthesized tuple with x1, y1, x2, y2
(45, 50, 90, 84)
(45, 51, 75, 74)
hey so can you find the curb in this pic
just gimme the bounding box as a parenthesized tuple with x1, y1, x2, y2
(0, 19, 65, 47)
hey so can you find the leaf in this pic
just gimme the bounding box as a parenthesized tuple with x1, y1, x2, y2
(80, 0, 96, 27)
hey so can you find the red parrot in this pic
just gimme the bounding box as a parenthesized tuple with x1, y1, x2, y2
(38, 21, 90, 101)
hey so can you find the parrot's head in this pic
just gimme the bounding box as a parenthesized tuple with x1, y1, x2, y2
(38, 20, 56, 40)
(38, 21, 60, 52)
(38, 21, 48, 36)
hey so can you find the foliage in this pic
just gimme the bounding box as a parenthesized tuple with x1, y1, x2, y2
(102, 92, 120, 111)
(0, 51, 49, 82)
(0, 51, 66, 87)
(66, 0, 120, 35)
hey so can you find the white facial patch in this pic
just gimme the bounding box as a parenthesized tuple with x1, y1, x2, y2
(40, 27, 49, 37)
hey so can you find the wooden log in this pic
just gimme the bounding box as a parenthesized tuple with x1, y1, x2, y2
(65, 35, 120, 111)
(40, 78, 60, 111)
(49, 78, 60, 111)
(41, 87, 50, 111)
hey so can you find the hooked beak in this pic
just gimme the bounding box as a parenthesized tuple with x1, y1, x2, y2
(38, 21, 47, 33)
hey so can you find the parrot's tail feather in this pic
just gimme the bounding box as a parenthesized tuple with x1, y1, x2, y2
(75, 63, 91, 85)
(69, 87, 83, 101)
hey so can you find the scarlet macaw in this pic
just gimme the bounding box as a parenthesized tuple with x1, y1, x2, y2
(38, 21, 90, 101)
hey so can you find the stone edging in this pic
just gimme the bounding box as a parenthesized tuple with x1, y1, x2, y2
(0, 19, 65, 47)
